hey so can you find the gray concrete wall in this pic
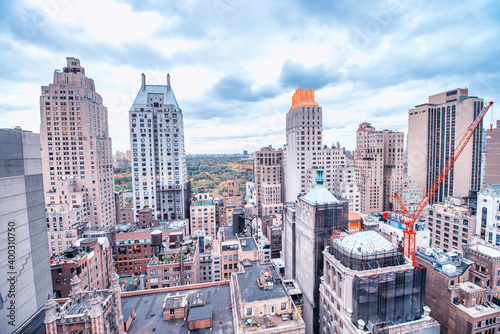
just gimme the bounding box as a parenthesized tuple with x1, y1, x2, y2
(0, 129, 52, 331)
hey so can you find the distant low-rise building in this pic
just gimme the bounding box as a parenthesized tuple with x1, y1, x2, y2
(114, 221, 187, 276)
(231, 261, 306, 333)
(195, 231, 221, 283)
(115, 192, 134, 225)
(190, 187, 218, 238)
(146, 236, 198, 288)
(221, 240, 239, 280)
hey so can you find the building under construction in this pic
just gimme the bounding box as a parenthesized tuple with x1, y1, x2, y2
(283, 168, 348, 333)
(320, 231, 440, 334)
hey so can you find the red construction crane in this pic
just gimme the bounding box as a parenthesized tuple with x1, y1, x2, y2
(385, 101, 494, 266)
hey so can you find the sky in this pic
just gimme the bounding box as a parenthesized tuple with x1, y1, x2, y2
(1, 0, 500, 154)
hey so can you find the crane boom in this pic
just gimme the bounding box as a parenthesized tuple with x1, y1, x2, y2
(394, 101, 493, 266)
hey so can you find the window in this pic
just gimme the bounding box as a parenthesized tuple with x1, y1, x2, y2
(281, 302, 287, 310)
(246, 308, 253, 317)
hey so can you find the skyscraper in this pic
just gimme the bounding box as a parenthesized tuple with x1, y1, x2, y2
(354, 122, 404, 213)
(283, 89, 322, 202)
(129, 74, 190, 221)
(408, 88, 484, 204)
(40, 57, 115, 248)
(0, 128, 52, 331)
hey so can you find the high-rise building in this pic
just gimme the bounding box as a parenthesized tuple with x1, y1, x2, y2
(254, 146, 283, 218)
(485, 120, 500, 187)
(354, 122, 405, 214)
(40, 57, 116, 236)
(408, 88, 485, 204)
(283, 89, 362, 213)
(129, 73, 190, 221)
(283, 89, 322, 202)
(0, 128, 52, 331)
(332, 160, 361, 213)
(283, 168, 348, 333)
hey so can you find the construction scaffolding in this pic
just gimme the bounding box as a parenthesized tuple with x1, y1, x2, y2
(352, 266, 427, 328)
(328, 239, 406, 271)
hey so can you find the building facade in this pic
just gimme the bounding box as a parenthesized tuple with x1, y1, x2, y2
(114, 222, 187, 276)
(283, 168, 348, 333)
(129, 73, 190, 221)
(283, 89, 323, 203)
(40, 57, 115, 232)
(476, 184, 500, 244)
(0, 128, 52, 331)
(51, 237, 112, 298)
(44, 270, 124, 334)
(426, 197, 476, 251)
(354, 122, 405, 214)
(190, 188, 217, 238)
(283, 89, 364, 213)
(408, 88, 485, 204)
(254, 146, 283, 219)
(320, 231, 439, 334)
(416, 243, 500, 334)
(485, 121, 500, 187)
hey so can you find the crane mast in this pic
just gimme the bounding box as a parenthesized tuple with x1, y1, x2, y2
(392, 101, 493, 266)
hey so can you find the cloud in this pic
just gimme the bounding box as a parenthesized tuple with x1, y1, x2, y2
(210, 75, 279, 102)
(278, 60, 340, 90)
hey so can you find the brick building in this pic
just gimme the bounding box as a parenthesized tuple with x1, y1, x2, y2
(146, 234, 199, 288)
(114, 222, 187, 276)
(416, 243, 500, 334)
(51, 237, 112, 298)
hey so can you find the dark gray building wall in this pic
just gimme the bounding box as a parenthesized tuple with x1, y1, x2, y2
(0, 129, 52, 331)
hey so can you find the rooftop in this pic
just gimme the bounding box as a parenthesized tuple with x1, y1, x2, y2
(121, 283, 234, 334)
(132, 76, 180, 112)
(468, 244, 500, 258)
(416, 247, 472, 277)
(236, 262, 288, 304)
(240, 237, 258, 252)
(481, 184, 500, 196)
(336, 230, 394, 255)
(163, 294, 188, 310)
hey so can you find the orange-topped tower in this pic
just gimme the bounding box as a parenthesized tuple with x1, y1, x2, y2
(283, 88, 323, 202)
(289, 88, 319, 111)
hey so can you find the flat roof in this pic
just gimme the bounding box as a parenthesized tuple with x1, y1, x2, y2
(121, 284, 234, 333)
(163, 294, 188, 310)
(240, 237, 258, 252)
(237, 262, 289, 304)
(188, 304, 213, 322)
(469, 244, 500, 258)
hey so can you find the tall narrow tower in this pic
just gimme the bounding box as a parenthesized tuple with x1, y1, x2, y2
(129, 74, 190, 221)
(40, 57, 115, 252)
(283, 88, 323, 202)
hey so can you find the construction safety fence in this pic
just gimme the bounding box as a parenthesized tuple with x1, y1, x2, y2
(352, 266, 427, 331)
